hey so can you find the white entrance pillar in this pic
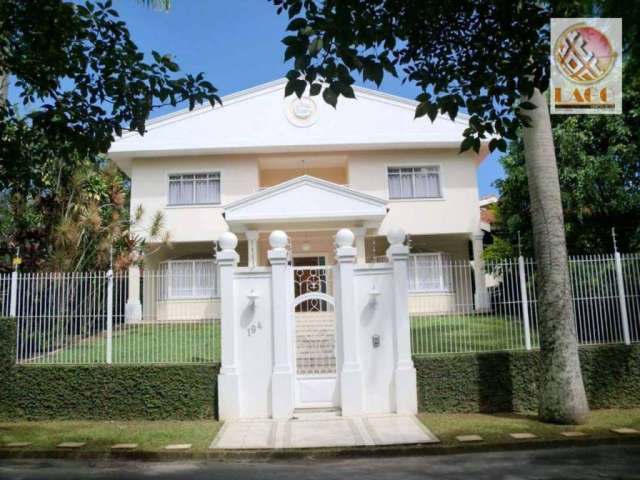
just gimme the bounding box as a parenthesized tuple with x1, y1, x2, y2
(125, 265, 142, 323)
(246, 230, 260, 267)
(471, 232, 489, 311)
(353, 227, 367, 264)
(268, 230, 295, 419)
(335, 228, 365, 416)
(386, 227, 418, 414)
(217, 232, 241, 420)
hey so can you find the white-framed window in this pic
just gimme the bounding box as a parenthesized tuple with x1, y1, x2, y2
(387, 166, 442, 199)
(408, 253, 451, 292)
(168, 172, 220, 205)
(159, 259, 217, 299)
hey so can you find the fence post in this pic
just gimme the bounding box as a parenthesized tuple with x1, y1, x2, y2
(268, 230, 295, 419)
(614, 252, 631, 345)
(386, 227, 418, 414)
(518, 256, 532, 351)
(9, 270, 18, 317)
(216, 232, 241, 420)
(335, 228, 365, 416)
(106, 269, 113, 364)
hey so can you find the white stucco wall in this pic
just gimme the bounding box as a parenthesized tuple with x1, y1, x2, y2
(353, 266, 396, 413)
(347, 149, 480, 236)
(130, 155, 259, 243)
(129, 149, 480, 246)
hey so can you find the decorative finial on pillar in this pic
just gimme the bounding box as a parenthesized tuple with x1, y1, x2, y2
(218, 231, 238, 251)
(386, 227, 406, 247)
(336, 228, 355, 248)
(269, 230, 288, 249)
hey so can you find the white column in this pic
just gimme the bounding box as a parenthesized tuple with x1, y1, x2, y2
(386, 227, 418, 414)
(335, 228, 365, 416)
(246, 230, 260, 268)
(268, 230, 295, 419)
(353, 227, 367, 265)
(217, 232, 241, 420)
(125, 265, 142, 323)
(471, 232, 489, 311)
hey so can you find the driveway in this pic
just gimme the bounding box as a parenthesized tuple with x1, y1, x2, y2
(1, 444, 639, 479)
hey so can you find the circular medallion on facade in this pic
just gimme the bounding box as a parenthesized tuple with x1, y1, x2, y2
(285, 97, 318, 127)
(554, 24, 617, 84)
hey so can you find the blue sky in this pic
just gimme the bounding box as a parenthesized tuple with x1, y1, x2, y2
(112, 0, 503, 196)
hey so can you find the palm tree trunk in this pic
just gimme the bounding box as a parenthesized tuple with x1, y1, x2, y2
(0, 74, 8, 103)
(522, 88, 589, 424)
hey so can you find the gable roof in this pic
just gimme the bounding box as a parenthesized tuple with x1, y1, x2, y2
(223, 175, 387, 227)
(109, 79, 487, 175)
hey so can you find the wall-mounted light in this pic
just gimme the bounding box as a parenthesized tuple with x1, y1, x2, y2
(369, 285, 381, 307)
(301, 242, 311, 252)
(247, 289, 259, 308)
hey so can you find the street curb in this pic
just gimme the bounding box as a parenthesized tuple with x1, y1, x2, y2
(0, 436, 639, 462)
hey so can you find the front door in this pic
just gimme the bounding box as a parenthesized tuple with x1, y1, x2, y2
(292, 256, 339, 408)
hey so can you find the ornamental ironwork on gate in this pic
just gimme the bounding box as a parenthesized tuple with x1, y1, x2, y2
(292, 265, 336, 375)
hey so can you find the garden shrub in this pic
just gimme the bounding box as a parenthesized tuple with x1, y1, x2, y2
(0, 318, 219, 420)
(415, 344, 640, 413)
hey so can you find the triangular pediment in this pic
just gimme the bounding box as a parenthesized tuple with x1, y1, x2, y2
(109, 79, 478, 174)
(224, 175, 387, 226)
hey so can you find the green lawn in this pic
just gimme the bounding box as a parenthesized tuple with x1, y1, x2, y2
(410, 314, 539, 354)
(22, 314, 535, 364)
(419, 408, 640, 447)
(0, 420, 221, 452)
(1, 409, 638, 452)
(25, 323, 221, 365)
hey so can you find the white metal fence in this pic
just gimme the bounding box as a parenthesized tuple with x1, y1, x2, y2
(410, 253, 640, 355)
(11, 272, 127, 364)
(1, 252, 638, 363)
(1, 269, 220, 365)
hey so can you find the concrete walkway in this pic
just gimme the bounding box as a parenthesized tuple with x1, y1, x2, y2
(210, 413, 438, 449)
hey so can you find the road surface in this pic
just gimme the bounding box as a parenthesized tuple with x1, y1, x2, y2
(1, 444, 639, 479)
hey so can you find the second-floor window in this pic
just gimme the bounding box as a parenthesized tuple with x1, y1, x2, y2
(388, 166, 442, 199)
(168, 173, 220, 205)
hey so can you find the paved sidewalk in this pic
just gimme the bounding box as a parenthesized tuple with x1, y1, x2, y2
(210, 414, 438, 449)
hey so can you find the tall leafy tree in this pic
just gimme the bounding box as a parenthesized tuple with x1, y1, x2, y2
(0, 0, 218, 270)
(492, 71, 640, 257)
(270, 0, 590, 423)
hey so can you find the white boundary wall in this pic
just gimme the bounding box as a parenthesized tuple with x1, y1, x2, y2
(217, 227, 418, 420)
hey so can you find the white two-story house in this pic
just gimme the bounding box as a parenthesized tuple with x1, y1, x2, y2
(108, 79, 489, 323)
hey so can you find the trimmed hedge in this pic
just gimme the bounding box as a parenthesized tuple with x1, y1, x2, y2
(3, 316, 639, 419)
(415, 344, 640, 413)
(0, 318, 219, 421)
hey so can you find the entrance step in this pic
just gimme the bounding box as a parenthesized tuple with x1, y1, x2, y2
(293, 407, 342, 420)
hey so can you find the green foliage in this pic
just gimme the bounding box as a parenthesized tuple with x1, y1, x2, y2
(414, 345, 640, 413)
(482, 237, 517, 263)
(0, 0, 220, 158)
(0, 318, 16, 370)
(1, 364, 218, 421)
(0, 318, 218, 420)
(272, 0, 552, 153)
(0, 156, 131, 271)
(0, 0, 219, 270)
(493, 74, 640, 256)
